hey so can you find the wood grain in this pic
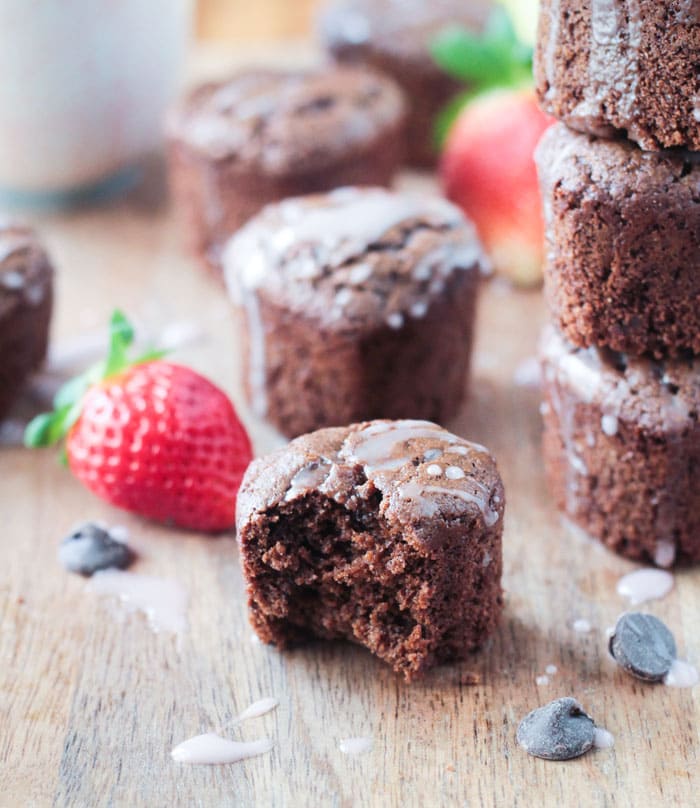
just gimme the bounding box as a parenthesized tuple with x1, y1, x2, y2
(1, 44, 699, 808)
(197, 0, 321, 42)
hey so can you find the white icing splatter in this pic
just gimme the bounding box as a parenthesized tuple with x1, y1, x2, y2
(171, 734, 273, 765)
(88, 571, 188, 634)
(573, 618, 593, 634)
(545, 664, 558, 676)
(664, 659, 699, 688)
(410, 300, 429, 319)
(285, 459, 332, 501)
(542, 0, 561, 101)
(426, 464, 442, 477)
(235, 698, 279, 722)
(593, 728, 615, 749)
(616, 568, 674, 606)
(335, 288, 353, 307)
(567, 0, 643, 136)
(601, 414, 618, 436)
(445, 466, 465, 480)
(349, 263, 372, 284)
(654, 540, 676, 569)
(333, 421, 499, 527)
(386, 312, 404, 330)
(339, 737, 373, 755)
(535, 675, 549, 686)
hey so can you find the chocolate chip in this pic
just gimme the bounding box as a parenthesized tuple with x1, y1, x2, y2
(59, 522, 135, 577)
(608, 612, 676, 682)
(517, 698, 596, 760)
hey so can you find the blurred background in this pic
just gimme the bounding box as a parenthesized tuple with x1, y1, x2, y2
(196, 0, 538, 43)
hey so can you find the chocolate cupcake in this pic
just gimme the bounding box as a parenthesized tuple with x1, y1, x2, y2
(535, 124, 700, 360)
(223, 186, 485, 438)
(535, 0, 700, 151)
(540, 325, 700, 567)
(167, 67, 406, 275)
(236, 419, 505, 681)
(319, 0, 493, 167)
(0, 225, 53, 420)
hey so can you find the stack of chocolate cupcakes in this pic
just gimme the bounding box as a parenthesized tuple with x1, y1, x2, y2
(532, 1, 700, 567)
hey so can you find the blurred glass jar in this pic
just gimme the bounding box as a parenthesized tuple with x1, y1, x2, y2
(0, 0, 193, 202)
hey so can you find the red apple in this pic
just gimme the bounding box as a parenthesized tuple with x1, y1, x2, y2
(440, 88, 554, 286)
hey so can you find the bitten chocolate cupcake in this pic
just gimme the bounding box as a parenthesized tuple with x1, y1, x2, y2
(167, 67, 406, 275)
(223, 186, 485, 438)
(535, 0, 700, 151)
(540, 325, 700, 567)
(319, 0, 493, 167)
(0, 225, 53, 419)
(536, 124, 700, 359)
(236, 419, 505, 681)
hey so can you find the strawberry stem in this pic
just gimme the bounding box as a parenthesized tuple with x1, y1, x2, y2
(24, 310, 165, 449)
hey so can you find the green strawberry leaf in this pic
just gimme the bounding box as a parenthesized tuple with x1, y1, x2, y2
(431, 6, 534, 148)
(24, 404, 75, 448)
(431, 27, 510, 85)
(105, 309, 136, 377)
(24, 310, 165, 453)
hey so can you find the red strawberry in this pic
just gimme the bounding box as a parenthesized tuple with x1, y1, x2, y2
(440, 88, 554, 286)
(26, 312, 252, 532)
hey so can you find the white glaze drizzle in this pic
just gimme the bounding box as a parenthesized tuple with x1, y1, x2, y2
(573, 618, 593, 634)
(653, 540, 676, 569)
(593, 728, 615, 749)
(88, 571, 188, 634)
(568, 0, 643, 134)
(285, 459, 333, 501)
(235, 697, 279, 722)
(285, 420, 500, 528)
(338, 737, 373, 755)
(171, 733, 272, 765)
(616, 568, 674, 606)
(664, 659, 700, 688)
(229, 190, 464, 293)
(223, 190, 477, 418)
(542, 0, 561, 101)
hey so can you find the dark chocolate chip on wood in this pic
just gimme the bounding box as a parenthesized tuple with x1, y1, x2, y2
(608, 612, 676, 682)
(59, 522, 134, 577)
(517, 698, 596, 761)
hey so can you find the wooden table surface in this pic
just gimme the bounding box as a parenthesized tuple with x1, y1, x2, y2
(2, 45, 699, 808)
